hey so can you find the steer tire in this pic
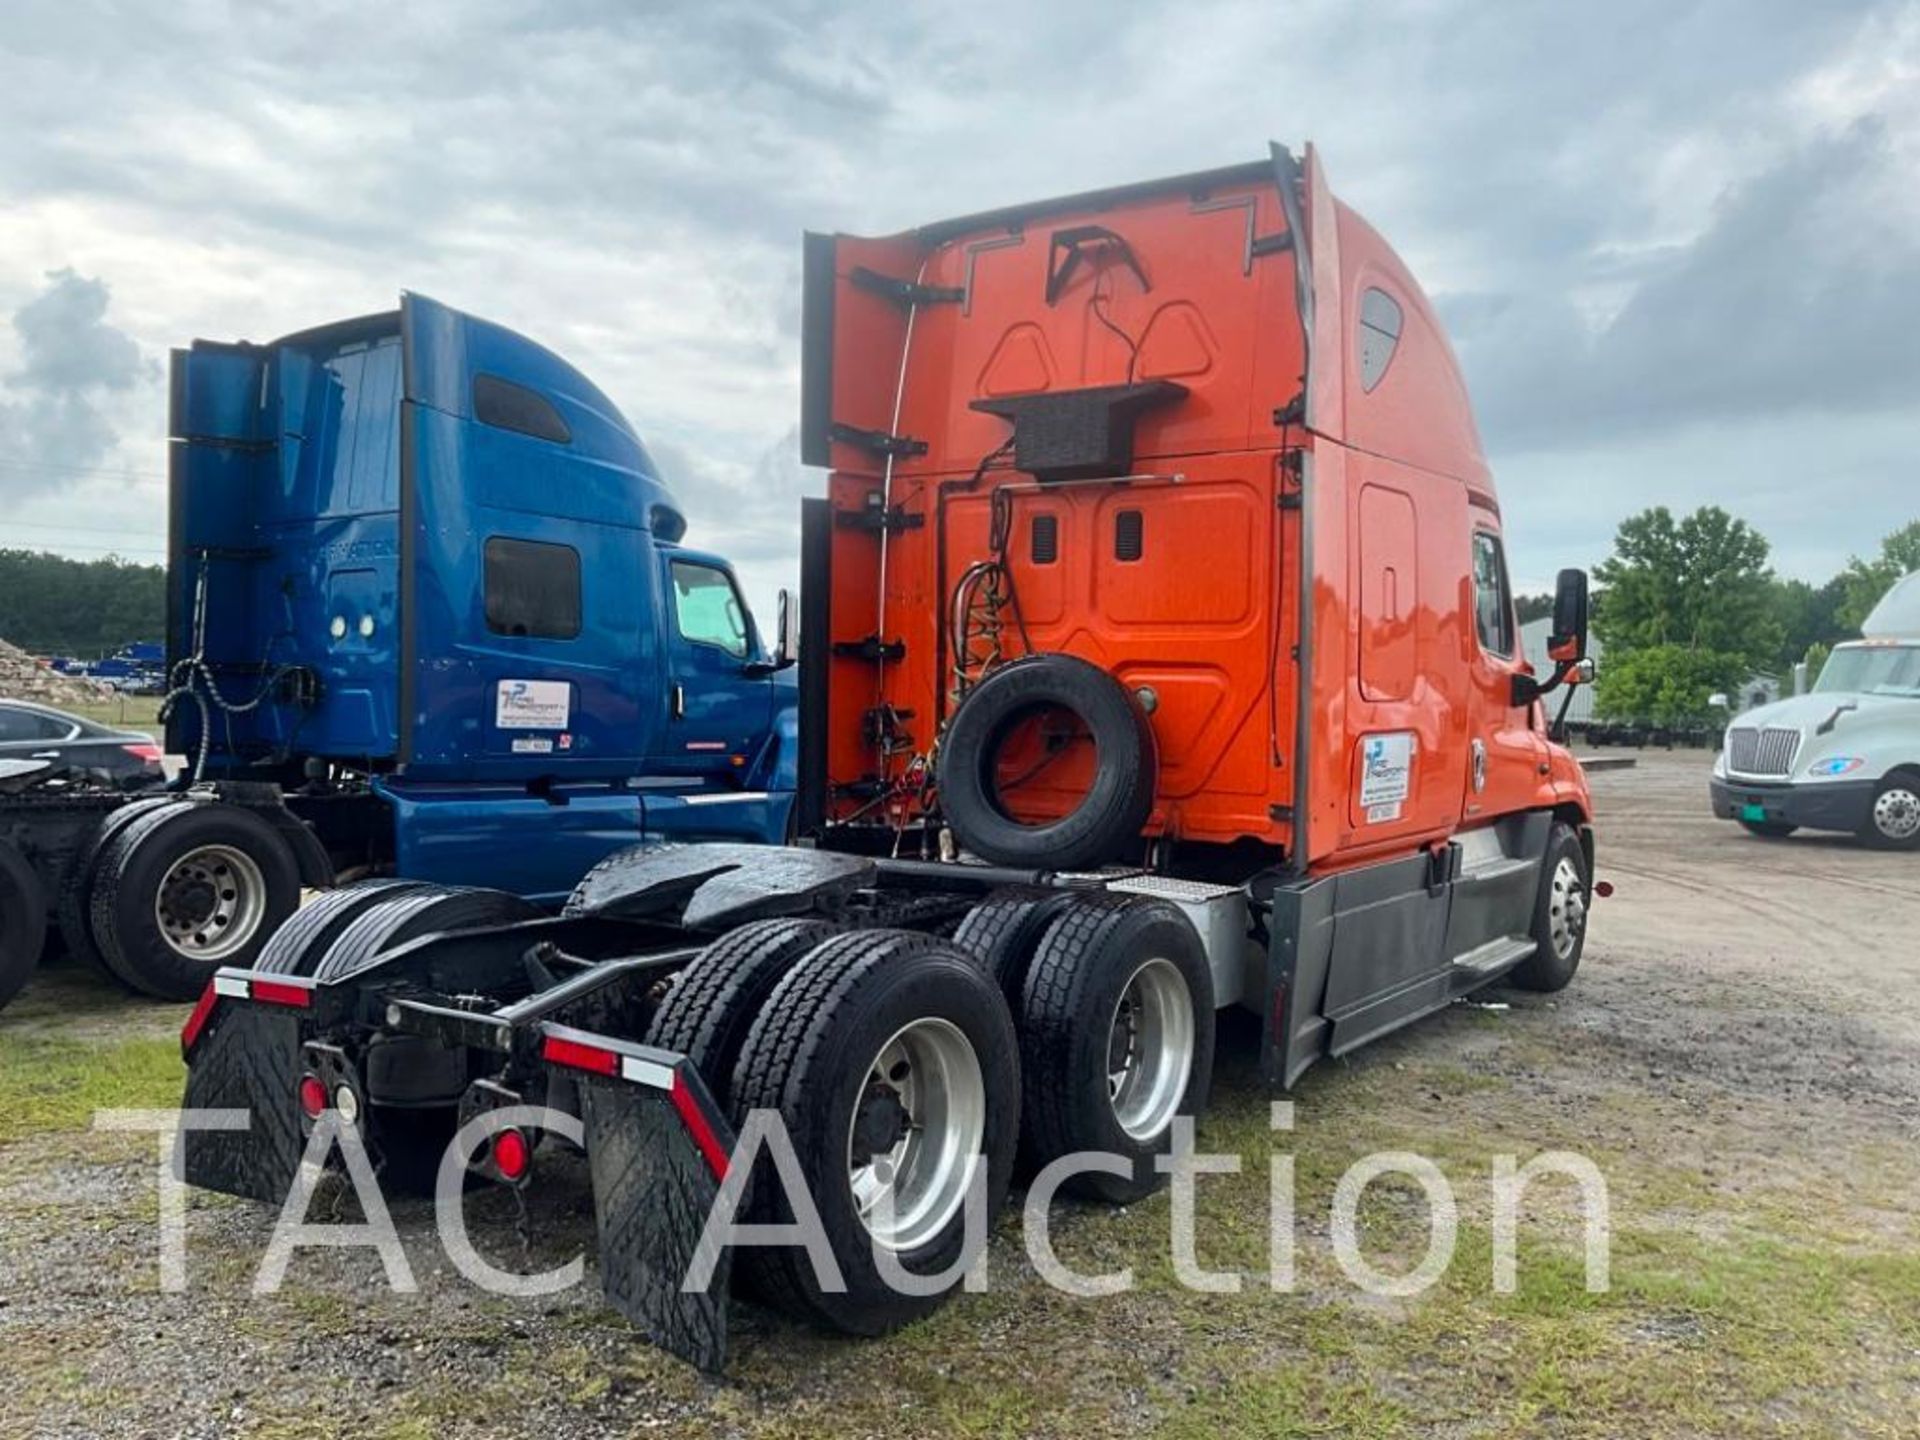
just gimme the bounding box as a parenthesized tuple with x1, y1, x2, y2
(1018, 893, 1214, 1205)
(0, 841, 48, 1013)
(1738, 820, 1798, 839)
(91, 803, 302, 1001)
(312, 887, 542, 983)
(254, 880, 443, 977)
(55, 796, 186, 982)
(1859, 772, 1920, 851)
(936, 653, 1156, 870)
(950, 887, 1080, 1002)
(644, 917, 836, 1111)
(1509, 824, 1590, 993)
(729, 928, 1019, 1335)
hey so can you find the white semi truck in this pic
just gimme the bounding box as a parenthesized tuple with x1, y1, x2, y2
(1710, 573, 1920, 849)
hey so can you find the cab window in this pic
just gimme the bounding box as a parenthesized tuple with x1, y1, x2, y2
(670, 561, 750, 658)
(1471, 531, 1514, 658)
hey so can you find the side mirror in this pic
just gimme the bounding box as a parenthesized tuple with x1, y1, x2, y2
(773, 587, 801, 670)
(1707, 692, 1730, 710)
(1572, 657, 1597, 685)
(1547, 568, 1589, 664)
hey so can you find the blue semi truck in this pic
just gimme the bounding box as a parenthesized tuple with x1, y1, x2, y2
(0, 294, 797, 1009)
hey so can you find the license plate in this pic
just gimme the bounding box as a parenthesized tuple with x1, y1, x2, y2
(1740, 803, 1768, 822)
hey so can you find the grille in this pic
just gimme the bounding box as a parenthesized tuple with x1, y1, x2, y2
(1727, 726, 1800, 777)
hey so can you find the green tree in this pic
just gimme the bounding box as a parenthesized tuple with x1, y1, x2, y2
(1770, 574, 1850, 674)
(0, 550, 167, 656)
(1835, 519, 1920, 632)
(1592, 506, 1780, 724)
(1594, 645, 1747, 727)
(1514, 593, 1555, 625)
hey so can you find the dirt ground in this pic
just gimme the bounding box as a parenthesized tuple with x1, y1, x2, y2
(2, 749, 1917, 1439)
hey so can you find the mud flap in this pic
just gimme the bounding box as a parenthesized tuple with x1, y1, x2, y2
(180, 1004, 306, 1203)
(578, 1074, 735, 1373)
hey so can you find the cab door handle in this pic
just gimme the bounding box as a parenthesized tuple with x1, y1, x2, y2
(670, 683, 685, 720)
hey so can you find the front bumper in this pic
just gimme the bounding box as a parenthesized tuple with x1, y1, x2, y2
(1709, 775, 1877, 834)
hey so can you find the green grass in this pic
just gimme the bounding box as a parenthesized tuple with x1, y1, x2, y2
(60, 695, 165, 733)
(0, 972, 187, 1146)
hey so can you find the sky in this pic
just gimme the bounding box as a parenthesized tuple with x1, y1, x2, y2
(0, 0, 1916, 615)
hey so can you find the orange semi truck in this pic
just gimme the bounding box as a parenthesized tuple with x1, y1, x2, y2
(180, 145, 1595, 1369)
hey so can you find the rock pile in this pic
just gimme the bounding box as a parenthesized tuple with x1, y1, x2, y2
(0, 638, 116, 707)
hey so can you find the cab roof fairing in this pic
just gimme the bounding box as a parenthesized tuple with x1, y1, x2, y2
(802, 145, 1493, 494)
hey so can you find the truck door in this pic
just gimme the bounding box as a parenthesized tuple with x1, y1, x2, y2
(653, 553, 775, 785)
(1462, 520, 1545, 821)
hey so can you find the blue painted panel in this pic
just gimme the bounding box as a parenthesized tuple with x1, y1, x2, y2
(377, 778, 643, 904)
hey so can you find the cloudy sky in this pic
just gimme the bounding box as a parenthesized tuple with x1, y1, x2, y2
(1, 0, 1916, 612)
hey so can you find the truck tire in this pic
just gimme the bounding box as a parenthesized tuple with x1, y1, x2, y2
(950, 887, 1079, 1001)
(728, 928, 1019, 1335)
(1509, 823, 1589, 992)
(254, 880, 443, 977)
(54, 796, 186, 981)
(936, 653, 1156, 870)
(1016, 893, 1214, 1204)
(1738, 820, 1798, 839)
(643, 917, 835, 1111)
(1859, 772, 1920, 851)
(91, 802, 302, 1001)
(313, 887, 542, 983)
(0, 840, 48, 1012)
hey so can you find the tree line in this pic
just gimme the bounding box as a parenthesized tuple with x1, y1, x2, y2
(0, 549, 167, 657)
(1559, 511, 1920, 726)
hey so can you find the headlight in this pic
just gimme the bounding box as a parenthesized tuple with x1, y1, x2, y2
(1807, 756, 1865, 778)
(1712, 750, 1727, 777)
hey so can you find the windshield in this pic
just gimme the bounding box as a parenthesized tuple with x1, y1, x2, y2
(1814, 644, 1920, 699)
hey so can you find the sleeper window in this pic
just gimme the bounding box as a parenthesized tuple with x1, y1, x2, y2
(484, 537, 581, 639)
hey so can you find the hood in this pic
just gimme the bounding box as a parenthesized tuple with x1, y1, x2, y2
(1727, 691, 1907, 733)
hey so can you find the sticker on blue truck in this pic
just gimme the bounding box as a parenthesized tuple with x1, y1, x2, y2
(1361, 731, 1415, 823)
(496, 679, 571, 730)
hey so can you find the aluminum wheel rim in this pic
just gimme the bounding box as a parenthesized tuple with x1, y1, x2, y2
(847, 1017, 986, 1253)
(1874, 787, 1920, 841)
(154, 843, 267, 962)
(1548, 855, 1587, 960)
(1107, 958, 1194, 1142)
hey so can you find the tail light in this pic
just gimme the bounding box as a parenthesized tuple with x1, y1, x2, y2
(121, 742, 163, 766)
(298, 1075, 329, 1120)
(491, 1128, 531, 1182)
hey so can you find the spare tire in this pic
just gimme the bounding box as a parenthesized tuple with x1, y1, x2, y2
(936, 654, 1156, 870)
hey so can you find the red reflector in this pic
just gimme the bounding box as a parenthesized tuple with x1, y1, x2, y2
(181, 982, 221, 1055)
(541, 1035, 620, 1077)
(1593, 880, 1615, 899)
(670, 1075, 731, 1182)
(298, 1075, 328, 1120)
(492, 1128, 531, 1182)
(252, 979, 312, 1009)
(122, 743, 163, 764)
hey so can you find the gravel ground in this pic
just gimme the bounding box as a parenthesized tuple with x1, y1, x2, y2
(2, 748, 1917, 1439)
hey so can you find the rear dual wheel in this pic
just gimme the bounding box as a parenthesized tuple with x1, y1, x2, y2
(1014, 894, 1214, 1203)
(725, 929, 1020, 1335)
(90, 803, 304, 1000)
(0, 841, 47, 1012)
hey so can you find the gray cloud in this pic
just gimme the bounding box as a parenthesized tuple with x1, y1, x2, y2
(0, 269, 151, 500)
(1448, 118, 1920, 449)
(0, 0, 1914, 588)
